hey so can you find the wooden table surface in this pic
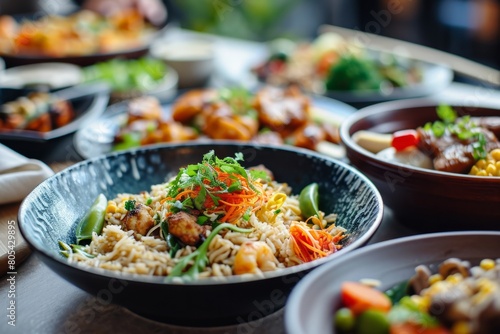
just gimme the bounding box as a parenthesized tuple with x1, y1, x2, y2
(2, 28, 500, 334)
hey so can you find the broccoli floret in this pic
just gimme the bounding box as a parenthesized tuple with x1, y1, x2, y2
(325, 53, 384, 91)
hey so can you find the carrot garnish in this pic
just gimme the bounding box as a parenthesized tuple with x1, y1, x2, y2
(164, 151, 269, 224)
(290, 223, 344, 263)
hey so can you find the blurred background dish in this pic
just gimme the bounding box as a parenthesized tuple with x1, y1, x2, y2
(18, 142, 383, 326)
(0, 62, 83, 90)
(0, 8, 166, 67)
(284, 231, 500, 334)
(73, 86, 356, 159)
(339, 97, 500, 230)
(82, 57, 178, 103)
(252, 32, 453, 107)
(0, 82, 109, 141)
(150, 37, 215, 88)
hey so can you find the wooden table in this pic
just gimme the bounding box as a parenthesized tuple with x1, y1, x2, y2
(2, 28, 500, 333)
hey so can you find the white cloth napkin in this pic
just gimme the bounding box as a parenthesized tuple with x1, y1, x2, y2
(0, 143, 54, 205)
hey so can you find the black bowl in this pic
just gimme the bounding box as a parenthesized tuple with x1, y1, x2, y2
(18, 142, 383, 327)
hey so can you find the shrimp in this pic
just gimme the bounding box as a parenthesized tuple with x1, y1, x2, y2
(233, 241, 279, 275)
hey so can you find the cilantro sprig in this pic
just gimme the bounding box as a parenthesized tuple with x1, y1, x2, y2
(423, 105, 488, 160)
(166, 151, 260, 213)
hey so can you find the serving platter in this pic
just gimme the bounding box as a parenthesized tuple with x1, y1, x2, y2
(73, 93, 356, 159)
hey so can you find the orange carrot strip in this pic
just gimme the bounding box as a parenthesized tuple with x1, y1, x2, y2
(340, 281, 392, 315)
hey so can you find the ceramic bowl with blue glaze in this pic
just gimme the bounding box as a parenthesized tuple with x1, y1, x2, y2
(18, 142, 383, 327)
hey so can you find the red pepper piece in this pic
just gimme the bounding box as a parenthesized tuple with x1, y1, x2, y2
(391, 129, 420, 151)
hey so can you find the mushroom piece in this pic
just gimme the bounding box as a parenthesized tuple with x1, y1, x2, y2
(409, 264, 432, 294)
(439, 258, 471, 278)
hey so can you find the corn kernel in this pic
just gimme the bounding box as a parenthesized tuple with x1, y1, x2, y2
(477, 170, 487, 176)
(480, 258, 496, 270)
(490, 148, 500, 161)
(476, 159, 487, 169)
(429, 273, 443, 285)
(427, 281, 447, 294)
(106, 202, 117, 213)
(452, 321, 471, 334)
(446, 273, 463, 284)
(410, 295, 430, 311)
(486, 164, 497, 175)
(469, 165, 479, 175)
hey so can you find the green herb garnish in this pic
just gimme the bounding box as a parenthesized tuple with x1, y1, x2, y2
(124, 200, 136, 211)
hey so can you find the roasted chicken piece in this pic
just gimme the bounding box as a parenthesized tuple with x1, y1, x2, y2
(126, 95, 162, 124)
(123, 203, 155, 236)
(114, 96, 199, 148)
(171, 89, 218, 123)
(287, 123, 327, 150)
(0, 92, 74, 132)
(167, 211, 208, 246)
(253, 85, 310, 137)
(201, 102, 258, 141)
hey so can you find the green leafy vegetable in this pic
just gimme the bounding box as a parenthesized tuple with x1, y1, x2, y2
(424, 105, 488, 160)
(385, 280, 410, 304)
(83, 57, 167, 92)
(124, 200, 136, 211)
(388, 296, 440, 328)
(58, 240, 96, 259)
(325, 53, 384, 91)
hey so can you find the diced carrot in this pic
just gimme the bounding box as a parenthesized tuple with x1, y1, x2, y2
(390, 323, 451, 334)
(340, 281, 392, 315)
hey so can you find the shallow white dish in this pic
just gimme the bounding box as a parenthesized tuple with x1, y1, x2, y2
(285, 231, 500, 334)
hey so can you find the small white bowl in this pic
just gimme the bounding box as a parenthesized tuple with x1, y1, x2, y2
(150, 38, 215, 88)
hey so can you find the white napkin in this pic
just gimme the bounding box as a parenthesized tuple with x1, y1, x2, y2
(0, 143, 54, 205)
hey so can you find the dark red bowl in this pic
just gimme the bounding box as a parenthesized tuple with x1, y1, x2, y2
(340, 98, 500, 231)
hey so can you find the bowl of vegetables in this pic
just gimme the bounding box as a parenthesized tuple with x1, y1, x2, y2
(339, 97, 500, 230)
(285, 231, 500, 334)
(18, 142, 383, 326)
(82, 57, 178, 103)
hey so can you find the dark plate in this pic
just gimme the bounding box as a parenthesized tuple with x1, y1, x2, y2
(73, 94, 357, 159)
(0, 83, 110, 142)
(285, 231, 500, 334)
(18, 142, 383, 326)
